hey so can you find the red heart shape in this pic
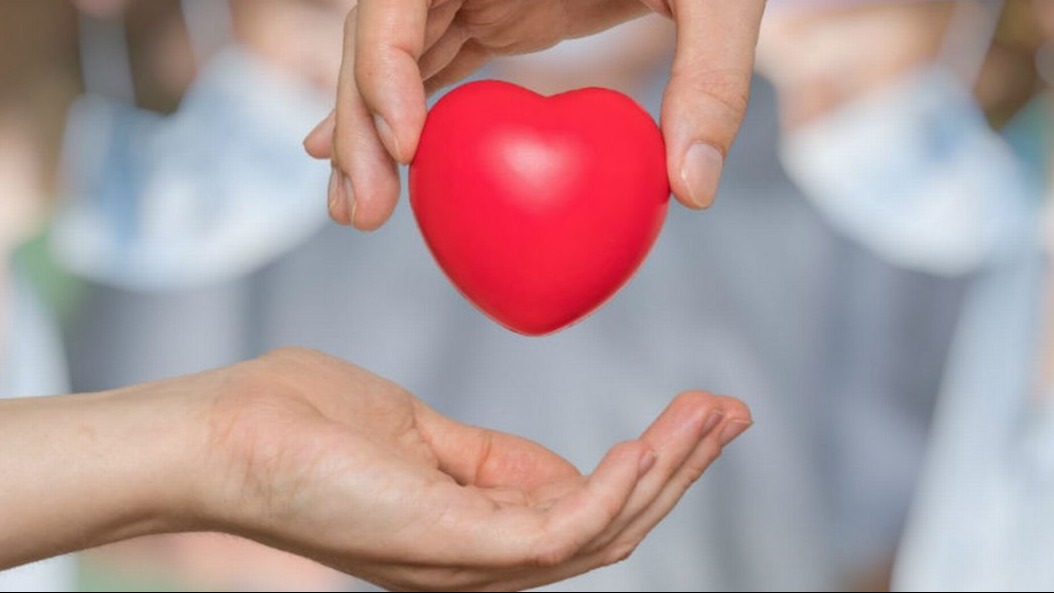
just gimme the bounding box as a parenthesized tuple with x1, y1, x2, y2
(409, 80, 670, 335)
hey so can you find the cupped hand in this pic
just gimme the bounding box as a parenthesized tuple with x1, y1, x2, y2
(303, 0, 766, 230)
(201, 348, 751, 591)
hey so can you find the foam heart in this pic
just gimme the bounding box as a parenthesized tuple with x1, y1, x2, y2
(409, 80, 669, 335)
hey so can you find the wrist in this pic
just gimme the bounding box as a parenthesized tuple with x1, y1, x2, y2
(82, 383, 217, 540)
(114, 368, 273, 539)
(170, 360, 304, 542)
(0, 384, 215, 568)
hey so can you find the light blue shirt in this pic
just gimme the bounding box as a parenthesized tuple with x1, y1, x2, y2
(893, 226, 1053, 591)
(893, 101, 1054, 591)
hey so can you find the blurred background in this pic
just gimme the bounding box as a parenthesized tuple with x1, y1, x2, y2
(2, 0, 1052, 591)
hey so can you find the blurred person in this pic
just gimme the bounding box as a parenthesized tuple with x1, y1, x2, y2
(60, 4, 969, 593)
(761, 0, 1035, 278)
(51, 0, 337, 292)
(46, 1, 370, 589)
(895, 2, 1054, 588)
(0, 114, 72, 593)
(758, 0, 1054, 589)
(0, 1, 84, 590)
(0, 100, 79, 593)
(756, 2, 1028, 586)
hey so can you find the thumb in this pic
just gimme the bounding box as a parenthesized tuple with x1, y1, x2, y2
(660, 0, 767, 209)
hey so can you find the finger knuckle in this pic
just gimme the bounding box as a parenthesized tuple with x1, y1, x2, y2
(683, 449, 720, 484)
(689, 68, 752, 116)
(668, 67, 753, 150)
(599, 494, 623, 524)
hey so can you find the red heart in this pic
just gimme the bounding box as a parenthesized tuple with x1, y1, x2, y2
(409, 80, 670, 336)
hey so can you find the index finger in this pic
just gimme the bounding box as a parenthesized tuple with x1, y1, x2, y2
(353, 0, 433, 164)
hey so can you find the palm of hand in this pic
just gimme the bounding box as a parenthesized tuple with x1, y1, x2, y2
(202, 347, 746, 591)
(206, 349, 597, 589)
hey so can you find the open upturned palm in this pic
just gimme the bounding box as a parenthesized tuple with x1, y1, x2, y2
(202, 348, 749, 591)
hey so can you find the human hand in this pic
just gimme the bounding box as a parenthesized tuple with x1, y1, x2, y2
(303, 0, 766, 229)
(0, 348, 750, 591)
(201, 348, 751, 590)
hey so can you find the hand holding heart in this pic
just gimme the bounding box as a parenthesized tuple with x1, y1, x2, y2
(304, 0, 767, 228)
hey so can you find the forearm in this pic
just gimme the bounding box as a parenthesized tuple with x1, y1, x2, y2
(0, 383, 213, 569)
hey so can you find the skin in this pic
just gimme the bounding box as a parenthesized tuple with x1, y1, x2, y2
(4, 3, 758, 588)
(0, 347, 751, 592)
(58, 3, 374, 588)
(303, 0, 768, 228)
(755, 1, 954, 129)
(757, 1, 1041, 131)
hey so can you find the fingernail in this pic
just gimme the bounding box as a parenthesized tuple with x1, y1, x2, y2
(327, 166, 340, 212)
(681, 143, 724, 209)
(373, 114, 402, 162)
(342, 174, 357, 226)
(719, 420, 752, 447)
(638, 449, 657, 477)
(702, 410, 724, 437)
